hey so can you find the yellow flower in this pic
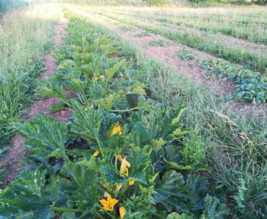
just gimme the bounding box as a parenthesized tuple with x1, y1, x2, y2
(128, 180, 135, 186)
(120, 158, 131, 177)
(111, 124, 122, 136)
(117, 154, 123, 161)
(99, 194, 119, 211)
(94, 75, 105, 81)
(115, 184, 122, 192)
(119, 206, 126, 218)
(93, 151, 100, 157)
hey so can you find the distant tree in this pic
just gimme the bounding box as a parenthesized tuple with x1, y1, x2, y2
(0, 0, 27, 15)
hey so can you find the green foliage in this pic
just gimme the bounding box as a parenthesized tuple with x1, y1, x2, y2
(166, 212, 193, 219)
(178, 49, 195, 61)
(148, 39, 172, 47)
(0, 7, 54, 147)
(147, 0, 170, 5)
(201, 59, 267, 104)
(0, 14, 229, 219)
(0, 0, 27, 14)
(14, 114, 68, 163)
(200, 195, 230, 219)
(0, 170, 54, 219)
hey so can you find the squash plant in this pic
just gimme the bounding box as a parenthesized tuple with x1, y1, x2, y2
(0, 15, 230, 219)
(201, 59, 267, 104)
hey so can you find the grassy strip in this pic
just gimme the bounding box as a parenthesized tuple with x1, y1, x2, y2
(69, 7, 267, 218)
(0, 7, 57, 146)
(89, 9, 267, 74)
(110, 8, 267, 45)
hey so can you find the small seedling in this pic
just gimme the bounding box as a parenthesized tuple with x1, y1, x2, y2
(134, 31, 151, 37)
(148, 39, 171, 47)
(178, 49, 195, 60)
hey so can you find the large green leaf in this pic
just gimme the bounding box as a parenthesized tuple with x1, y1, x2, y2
(104, 60, 124, 80)
(70, 100, 104, 141)
(14, 114, 67, 160)
(59, 162, 99, 210)
(0, 170, 54, 219)
(200, 195, 230, 219)
(153, 170, 195, 214)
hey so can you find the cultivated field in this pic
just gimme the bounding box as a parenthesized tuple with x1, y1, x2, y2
(0, 3, 266, 219)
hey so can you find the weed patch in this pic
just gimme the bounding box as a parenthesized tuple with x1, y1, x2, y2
(148, 39, 172, 47)
(178, 49, 195, 60)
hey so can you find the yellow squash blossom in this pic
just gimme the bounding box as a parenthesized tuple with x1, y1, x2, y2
(117, 154, 123, 161)
(120, 158, 131, 177)
(119, 206, 126, 218)
(115, 184, 122, 192)
(93, 151, 100, 157)
(128, 180, 135, 186)
(99, 194, 118, 211)
(111, 124, 122, 136)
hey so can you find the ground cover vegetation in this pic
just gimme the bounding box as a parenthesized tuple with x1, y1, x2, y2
(0, 5, 60, 185)
(0, 8, 58, 146)
(0, 13, 231, 218)
(0, 2, 266, 219)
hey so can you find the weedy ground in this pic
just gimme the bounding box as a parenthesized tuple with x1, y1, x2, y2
(0, 3, 266, 219)
(0, 4, 63, 185)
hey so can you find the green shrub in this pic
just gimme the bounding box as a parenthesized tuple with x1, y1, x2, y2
(0, 0, 27, 15)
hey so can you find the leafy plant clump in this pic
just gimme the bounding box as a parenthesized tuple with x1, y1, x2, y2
(201, 59, 267, 104)
(148, 39, 172, 47)
(178, 49, 195, 60)
(0, 14, 230, 218)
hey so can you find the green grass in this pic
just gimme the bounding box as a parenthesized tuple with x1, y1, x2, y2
(67, 7, 267, 218)
(111, 8, 267, 45)
(0, 7, 57, 146)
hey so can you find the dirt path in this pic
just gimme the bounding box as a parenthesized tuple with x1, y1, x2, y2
(2, 19, 70, 187)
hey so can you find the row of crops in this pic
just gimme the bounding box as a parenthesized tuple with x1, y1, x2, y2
(80, 7, 267, 104)
(0, 14, 231, 218)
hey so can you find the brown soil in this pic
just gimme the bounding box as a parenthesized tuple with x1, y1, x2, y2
(2, 19, 69, 187)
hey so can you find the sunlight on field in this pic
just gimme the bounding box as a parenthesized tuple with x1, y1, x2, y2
(24, 3, 64, 20)
(0, 3, 266, 218)
(0, 3, 59, 146)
